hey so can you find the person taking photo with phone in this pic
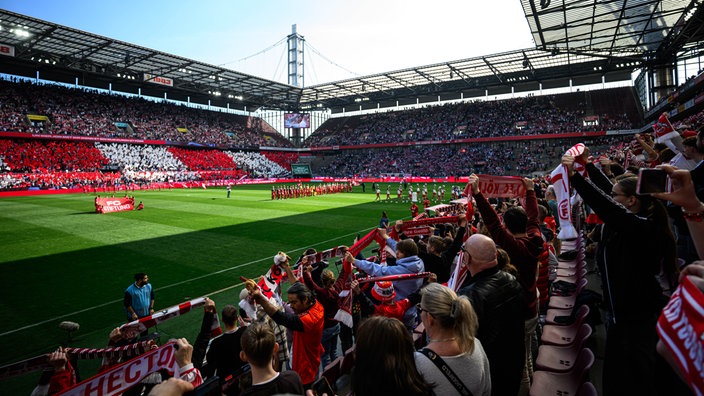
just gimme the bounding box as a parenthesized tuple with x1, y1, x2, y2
(561, 147, 679, 396)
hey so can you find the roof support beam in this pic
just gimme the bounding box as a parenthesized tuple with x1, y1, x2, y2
(482, 57, 503, 84)
(633, 0, 662, 49)
(528, 0, 548, 49)
(68, 40, 114, 60)
(414, 68, 442, 88)
(15, 26, 57, 56)
(144, 61, 194, 80)
(333, 83, 364, 97)
(384, 74, 418, 94)
(445, 63, 473, 84)
(588, 0, 598, 48)
(607, 0, 630, 56)
(357, 78, 393, 95)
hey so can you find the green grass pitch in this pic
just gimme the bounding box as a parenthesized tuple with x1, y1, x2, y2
(0, 183, 452, 392)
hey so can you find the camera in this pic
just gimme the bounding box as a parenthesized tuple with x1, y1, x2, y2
(636, 168, 671, 195)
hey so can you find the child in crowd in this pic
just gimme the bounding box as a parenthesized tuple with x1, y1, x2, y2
(352, 280, 418, 321)
(238, 322, 303, 396)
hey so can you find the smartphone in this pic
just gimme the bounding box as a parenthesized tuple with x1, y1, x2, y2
(636, 168, 671, 195)
(311, 377, 335, 396)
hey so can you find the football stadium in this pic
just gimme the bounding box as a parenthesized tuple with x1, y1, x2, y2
(1, 1, 704, 395)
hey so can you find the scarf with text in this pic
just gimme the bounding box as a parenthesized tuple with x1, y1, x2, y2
(57, 342, 181, 396)
(657, 276, 704, 395)
(549, 143, 586, 240)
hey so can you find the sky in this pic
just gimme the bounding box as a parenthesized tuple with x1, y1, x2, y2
(1, 0, 536, 86)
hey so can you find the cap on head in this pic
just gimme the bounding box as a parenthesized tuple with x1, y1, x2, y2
(372, 281, 396, 301)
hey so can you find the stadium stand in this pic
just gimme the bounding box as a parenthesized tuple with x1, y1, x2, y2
(226, 151, 290, 178)
(0, 79, 294, 148)
(303, 88, 639, 147)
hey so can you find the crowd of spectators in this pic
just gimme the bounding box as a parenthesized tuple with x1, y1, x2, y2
(96, 143, 186, 172)
(0, 171, 120, 190)
(226, 151, 289, 178)
(0, 139, 108, 173)
(0, 140, 288, 190)
(0, 132, 649, 190)
(260, 151, 299, 171)
(0, 78, 294, 148)
(167, 147, 239, 171)
(304, 87, 639, 147)
(314, 136, 623, 177)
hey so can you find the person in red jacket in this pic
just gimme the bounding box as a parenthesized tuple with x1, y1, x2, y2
(410, 202, 419, 218)
(301, 261, 341, 369)
(250, 281, 324, 389)
(352, 280, 415, 321)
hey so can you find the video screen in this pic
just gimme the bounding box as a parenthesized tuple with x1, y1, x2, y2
(284, 113, 310, 128)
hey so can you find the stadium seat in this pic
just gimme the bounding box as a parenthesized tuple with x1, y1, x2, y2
(577, 381, 599, 396)
(322, 356, 342, 389)
(541, 306, 590, 346)
(556, 250, 586, 269)
(545, 307, 575, 325)
(335, 347, 356, 395)
(535, 324, 592, 372)
(340, 346, 355, 375)
(554, 267, 587, 284)
(555, 257, 583, 271)
(529, 348, 595, 396)
(548, 278, 588, 310)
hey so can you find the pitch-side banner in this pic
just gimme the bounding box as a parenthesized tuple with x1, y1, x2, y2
(95, 197, 134, 213)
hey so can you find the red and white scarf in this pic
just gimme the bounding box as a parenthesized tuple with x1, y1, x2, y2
(119, 297, 220, 340)
(0, 341, 155, 380)
(57, 342, 187, 396)
(653, 112, 684, 153)
(549, 143, 586, 240)
(657, 276, 704, 395)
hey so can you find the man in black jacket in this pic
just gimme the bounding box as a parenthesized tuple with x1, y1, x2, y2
(201, 305, 247, 394)
(458, 233, 526, 396)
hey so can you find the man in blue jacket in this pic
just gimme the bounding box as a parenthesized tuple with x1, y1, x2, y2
(345, 228, 425, 329)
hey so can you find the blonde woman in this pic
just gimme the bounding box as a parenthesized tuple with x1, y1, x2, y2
(415, 283, 491, 396)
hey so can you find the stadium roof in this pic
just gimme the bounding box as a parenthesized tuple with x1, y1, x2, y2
(0, 9, 302, 110)
(0, 3, 703, 113)
(521, 0, 704, 57)
(302, 0, 704, 111)
(299, 47, 640, 111)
